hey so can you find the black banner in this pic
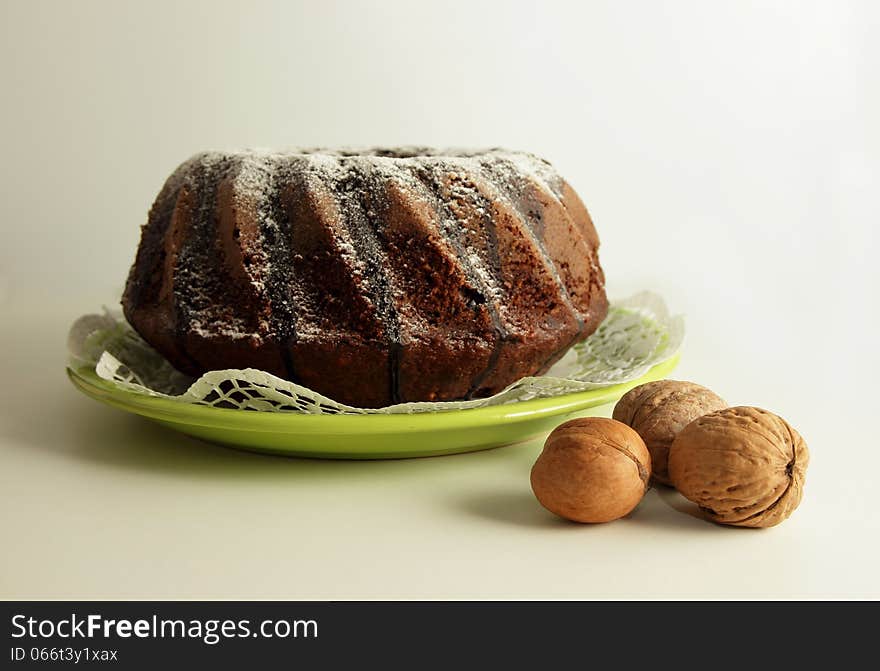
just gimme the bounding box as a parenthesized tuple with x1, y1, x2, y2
(1, 601, 873, 667)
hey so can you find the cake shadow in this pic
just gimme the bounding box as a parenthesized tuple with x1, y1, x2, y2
(48, 394, 536, 484)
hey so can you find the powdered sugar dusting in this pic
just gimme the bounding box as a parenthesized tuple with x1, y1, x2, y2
(160, 148, 575, 346)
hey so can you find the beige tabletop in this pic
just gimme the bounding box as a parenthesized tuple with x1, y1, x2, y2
(1, 296, 876, 600)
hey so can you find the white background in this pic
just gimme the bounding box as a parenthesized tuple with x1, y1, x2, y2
(1, 0, 878, 598)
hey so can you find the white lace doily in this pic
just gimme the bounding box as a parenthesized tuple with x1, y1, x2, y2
(67, 291, 683, 415)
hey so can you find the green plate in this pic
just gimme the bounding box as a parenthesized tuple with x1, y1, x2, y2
(67, 354, 679, 459)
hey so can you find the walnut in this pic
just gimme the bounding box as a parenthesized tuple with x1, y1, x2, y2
(668, 406, 809, 528)
(613, 380, 727, 486)
(530, 418, 651, 523)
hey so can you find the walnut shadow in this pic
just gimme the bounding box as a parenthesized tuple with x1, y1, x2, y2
(643, 485, 748, 530)
(458, 490, 576, 530)
(651, 486, 768, 531)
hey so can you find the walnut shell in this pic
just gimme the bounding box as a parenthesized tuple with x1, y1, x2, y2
(668, 406, 809, 528)
(530, 417, 651, 523)
(613, 380, 727, 486)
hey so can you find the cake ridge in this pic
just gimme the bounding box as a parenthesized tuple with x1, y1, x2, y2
(326, 157, 405, 403)
(479, 156, 585, 335)
(405, 163, 507, 399)
(172, 154, 229, 353)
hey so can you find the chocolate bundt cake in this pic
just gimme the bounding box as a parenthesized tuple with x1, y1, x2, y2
(122, 148, 608, 407)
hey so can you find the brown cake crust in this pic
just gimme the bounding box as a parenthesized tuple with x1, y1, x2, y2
(123, 148, 608, 407)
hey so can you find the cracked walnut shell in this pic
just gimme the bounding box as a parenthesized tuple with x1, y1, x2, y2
(531, 418, 651, 523)
(613, 380, 727, 486)
(668, 406, 809, 528)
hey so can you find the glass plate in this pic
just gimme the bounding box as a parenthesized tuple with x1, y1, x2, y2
(67, 354, 679, 459)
